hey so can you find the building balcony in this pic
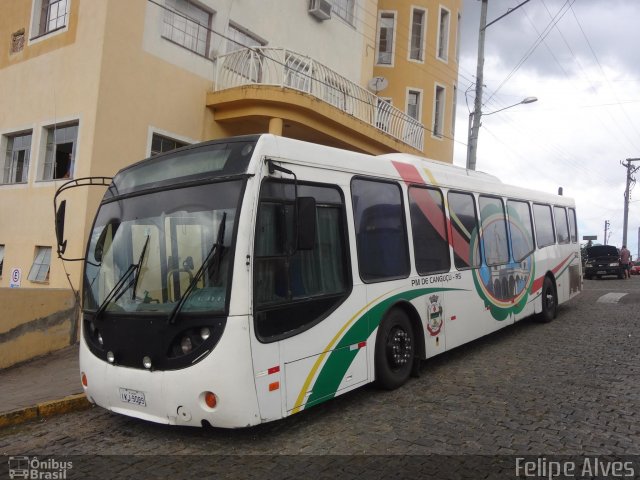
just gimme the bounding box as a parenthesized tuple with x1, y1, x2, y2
(207, 48, 425, 155)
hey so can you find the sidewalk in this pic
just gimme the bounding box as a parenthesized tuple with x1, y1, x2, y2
(0, 344, 90, 428)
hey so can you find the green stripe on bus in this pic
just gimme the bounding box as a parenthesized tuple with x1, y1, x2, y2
(304, 287, 464, 409)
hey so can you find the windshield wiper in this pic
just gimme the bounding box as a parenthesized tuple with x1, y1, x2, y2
(95, 235, 150, 318)
(168, 213, 227, 324)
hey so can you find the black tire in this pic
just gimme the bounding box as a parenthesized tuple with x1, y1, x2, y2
(374, 308, 415, 390)
(537, 276, 557, 323)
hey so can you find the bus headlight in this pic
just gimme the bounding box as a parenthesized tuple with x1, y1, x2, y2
(180, 336, 193, 354)
(200, 327, 211, 341)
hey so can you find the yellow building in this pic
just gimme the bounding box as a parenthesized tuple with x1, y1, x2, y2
(0, 0, 461, 368)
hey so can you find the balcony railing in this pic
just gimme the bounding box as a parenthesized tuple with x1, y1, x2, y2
(213, 48, 425, 151)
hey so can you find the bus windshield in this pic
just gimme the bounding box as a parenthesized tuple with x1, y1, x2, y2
(83, 179, 244, 316)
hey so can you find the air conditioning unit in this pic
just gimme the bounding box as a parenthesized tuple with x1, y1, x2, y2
(309, 0, 332, 21)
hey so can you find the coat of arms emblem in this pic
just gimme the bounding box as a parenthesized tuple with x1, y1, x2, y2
(427, 294, 443, 336)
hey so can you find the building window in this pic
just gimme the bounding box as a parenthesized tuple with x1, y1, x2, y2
(32, 0, 69, 39)
(42, 123, 78, 180)
(151, 133, 188, 156)
(162, 0, 212, 57)
(28, 246, 52, 283)
(225, 23, 264, 53)
(2, 132, 32, 185)
(0, 244, 4, 277)
(407, 89, 421, 121)
(376, 12, 396, 65)
(376, 98, 392, 132)
(332, 0, 355, 24)
(456, 12, 461, 63)
(409, 8, 426, 61)
(452, 85, 458, 136)
(433, 85, 445, 137)
(437, 7, 450, 61)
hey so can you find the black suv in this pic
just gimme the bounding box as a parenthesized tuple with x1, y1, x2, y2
(583, 245, 623, 279)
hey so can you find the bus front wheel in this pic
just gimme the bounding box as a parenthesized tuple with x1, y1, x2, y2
(537, 276, 557, 323)
(375, 308, 415, 390)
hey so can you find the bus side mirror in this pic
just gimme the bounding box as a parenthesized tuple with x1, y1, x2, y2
(55, 200, 67, 255)
(296, 197, 316, 251)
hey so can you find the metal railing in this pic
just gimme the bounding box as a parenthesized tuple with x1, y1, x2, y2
(213, 48, 425, 151)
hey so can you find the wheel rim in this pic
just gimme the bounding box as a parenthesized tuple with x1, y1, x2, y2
(545, 287, 555, 312)
(386, 326, 412, 370)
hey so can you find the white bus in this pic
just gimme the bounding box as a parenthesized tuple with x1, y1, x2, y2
(55, 134, 582, 428)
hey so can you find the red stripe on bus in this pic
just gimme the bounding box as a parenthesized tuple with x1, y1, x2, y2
(392, 161, 473, 267)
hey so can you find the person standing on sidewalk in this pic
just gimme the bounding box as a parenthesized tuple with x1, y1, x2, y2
(620, 245, 631, 279)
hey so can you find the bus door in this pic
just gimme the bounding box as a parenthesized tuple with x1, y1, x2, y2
(251, 177, 366, 418)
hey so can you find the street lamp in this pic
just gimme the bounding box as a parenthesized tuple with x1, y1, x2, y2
(466, 96, 537, 170)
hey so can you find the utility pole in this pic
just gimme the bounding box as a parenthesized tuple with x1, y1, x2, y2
(467, 0, 488, 172)
(604, 220, 610, 245)
(466, 0, 531, 171)
(622, 158, 640, 247)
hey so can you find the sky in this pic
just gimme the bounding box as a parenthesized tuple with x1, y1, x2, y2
(452, 0, 640, 258)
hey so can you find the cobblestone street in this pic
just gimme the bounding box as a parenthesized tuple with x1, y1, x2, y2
(1, 279, 639, 477)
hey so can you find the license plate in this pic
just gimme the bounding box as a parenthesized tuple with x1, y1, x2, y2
(597, 270, 607, 274)
(119, 388, 146, 407)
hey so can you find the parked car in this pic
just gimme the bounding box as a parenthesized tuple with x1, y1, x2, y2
(583, 245, 624, 279)
(630, 261, 640, 276)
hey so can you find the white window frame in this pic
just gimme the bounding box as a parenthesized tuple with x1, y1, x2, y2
(436, 5, 451, 62)
(432, 83, 446, 139)
(1, 131, 33, 186)
(375, 11, 397, 67)
(375, 97, 393, 132)
(455, 12, 462, 64)
(38, 121, 79, 182)
(28, 246, 52, 283)
(0, 244, 5, 277)
(161, 0, 213, 58)
(146, 127, 195, 157)
(406, 88, 423, 123)
(408, 6, 427, 63)
(29, 0, 70, 44)
(452, 84, 458, 136)
(332, 0, 356, 25)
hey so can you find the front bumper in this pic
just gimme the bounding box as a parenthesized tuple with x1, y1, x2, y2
(80, 316, 261, 428)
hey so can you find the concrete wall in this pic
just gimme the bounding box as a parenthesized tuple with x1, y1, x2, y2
(0, 288, 78, 369)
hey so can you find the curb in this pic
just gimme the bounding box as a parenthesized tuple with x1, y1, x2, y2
(0, 393, 91, 429)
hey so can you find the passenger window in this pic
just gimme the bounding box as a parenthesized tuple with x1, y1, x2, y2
(351, 178, 410, 282)
(568, 208, 578, 243)
(507, 200, 534, 261)
(479, 196, 509, 266)
(254, 180, 350, 341)
(533, 204, 555, 248)
(448, 191, 481, 269)
(408, 186, 450, 274)
(554, 206, 570, 244)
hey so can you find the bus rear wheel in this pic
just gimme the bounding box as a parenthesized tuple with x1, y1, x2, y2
(537, 276, 557, 323)
(375, 308, 414, 390)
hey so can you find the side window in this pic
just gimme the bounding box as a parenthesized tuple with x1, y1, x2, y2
(352, 178, 410, 282)
(507, 200, 534, 261)
(28, 246, 52, 283)
(41, 122, 78, 180)
(254, 181, 350, 341)
(533, 204, 555, 248)
(568, 208, 578, 243)
(408, 186, 450, 274)
(554, 206, 570, 244)
(448, 191, 481, 269)
(479, 196, 509, 266)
